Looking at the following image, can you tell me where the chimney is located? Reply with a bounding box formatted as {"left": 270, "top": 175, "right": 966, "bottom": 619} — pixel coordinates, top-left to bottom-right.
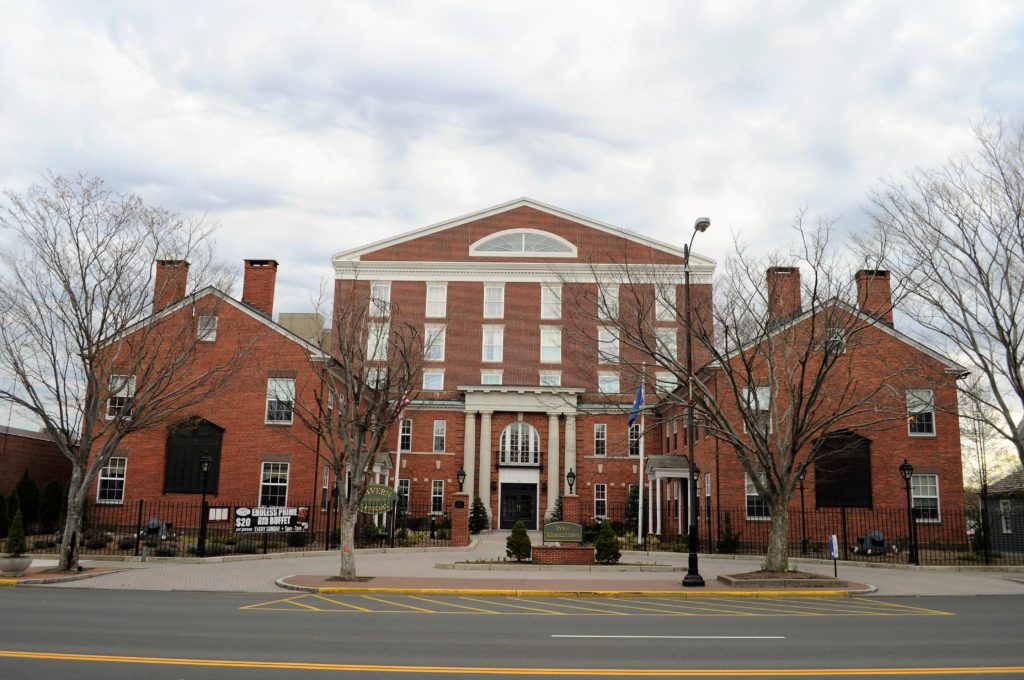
{"left": 154, "top": 260, "right": 189, "bottom": 312}
{"left": 242, "top": 259, "right": 278, "bottom": 317}
{"left": 855, "top": 269, "right": 893, "bottom": 326}
{"left": 766, "top": 266, "right": 801, "bottom": 322}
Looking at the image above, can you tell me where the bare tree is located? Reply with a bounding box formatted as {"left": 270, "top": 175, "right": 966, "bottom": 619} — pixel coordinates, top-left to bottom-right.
{"left": 566, "top": 216, "right": 926, "bottom": 571}
{"left": 0, "top": 173, "right": 242, "bottom": 570}
{"left": 291, "top": 280, "right": 426, "bottom": 580}
{"left": 864, "top": 120, "right": 1024, "bottom": 469}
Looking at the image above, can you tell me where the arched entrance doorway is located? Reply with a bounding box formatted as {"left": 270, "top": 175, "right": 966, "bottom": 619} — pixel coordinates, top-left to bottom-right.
{"left": 498, "top": 422, "right": 541, "bottom": 530}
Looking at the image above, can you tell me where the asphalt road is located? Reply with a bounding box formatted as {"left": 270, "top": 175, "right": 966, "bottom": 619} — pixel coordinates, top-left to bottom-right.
{"left": 1, "top": 589, "right": 1022, "bottom": 678}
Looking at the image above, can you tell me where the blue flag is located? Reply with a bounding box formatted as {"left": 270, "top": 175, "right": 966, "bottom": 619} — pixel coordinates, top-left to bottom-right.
{"left": 627, "top": 382, "right": 644, "bottom": 428}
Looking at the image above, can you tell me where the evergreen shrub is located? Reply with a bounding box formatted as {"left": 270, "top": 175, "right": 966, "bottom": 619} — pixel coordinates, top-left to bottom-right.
{"left": 595, "top": 520, "right": 621, "bottom": 564}
{"left": 506, "top": 520, "right": 531, "bottom": 561}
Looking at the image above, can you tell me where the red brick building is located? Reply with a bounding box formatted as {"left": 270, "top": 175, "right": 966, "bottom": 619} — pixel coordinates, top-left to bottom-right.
{"left": 0, "top": 425, "right": 71, "bottom": 495}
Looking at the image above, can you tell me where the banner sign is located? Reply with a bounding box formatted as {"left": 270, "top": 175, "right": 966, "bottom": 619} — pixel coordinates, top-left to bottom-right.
{"left": 359, "top": 484, "right": 399, "bottom": 514}
{"left": 543, "top": 521, "right": 583, "bottom": 543}
{"left": 234, "top": 506, "right": 310, "bottom": 533}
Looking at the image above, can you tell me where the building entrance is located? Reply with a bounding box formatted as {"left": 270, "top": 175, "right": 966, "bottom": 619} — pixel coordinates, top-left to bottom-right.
{"left": 500, "top": 483, "right": 537, "bottom": 530}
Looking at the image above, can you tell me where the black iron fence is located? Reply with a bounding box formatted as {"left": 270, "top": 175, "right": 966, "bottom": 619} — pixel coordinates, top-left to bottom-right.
{"left": 3, "top": 498, "right": 453, "bottom": 558}
{"left": 578, "top": 502, "right": 1024, "bottom": 567}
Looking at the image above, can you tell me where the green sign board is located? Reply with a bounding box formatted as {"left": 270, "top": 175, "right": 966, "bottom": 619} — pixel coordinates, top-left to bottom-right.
{"left": 543, "top": 521, "right": 583, "bottom": 543}
{"left": 359, "top": 484, "right": 398, "bottom": 514}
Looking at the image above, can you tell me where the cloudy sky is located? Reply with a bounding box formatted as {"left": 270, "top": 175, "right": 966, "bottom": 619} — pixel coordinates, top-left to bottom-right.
{"left": 1, "top": 0, "right": 1022, "bottom": 316}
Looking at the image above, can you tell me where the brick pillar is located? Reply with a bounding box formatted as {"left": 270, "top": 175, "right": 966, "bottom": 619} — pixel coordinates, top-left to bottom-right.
{"left": 563, "top": 494, "right": 582, "bottom": 525}
{"left": 451, "top": 492, "right": 470, "bottom": 547}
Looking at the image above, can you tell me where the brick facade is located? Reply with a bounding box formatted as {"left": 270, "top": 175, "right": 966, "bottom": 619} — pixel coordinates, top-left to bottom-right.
{"left": 0, "top": 426, "right": 71, "bottom": 495}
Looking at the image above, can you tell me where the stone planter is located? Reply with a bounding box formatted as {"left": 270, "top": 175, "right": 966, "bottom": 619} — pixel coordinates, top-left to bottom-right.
{"left": 0, "top": 556, "right": 32, "bottom": 577}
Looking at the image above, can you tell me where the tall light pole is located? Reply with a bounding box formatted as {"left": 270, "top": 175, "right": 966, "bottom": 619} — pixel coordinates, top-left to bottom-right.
{"left": 798, "top": 465, "right": 808, "bottom": 556}
{"left": 197, "top": 455, "right": 213, "bottom": 558}
{"left": 683, "top": 217, "right": 710, "bottom": 588}
{"left": 900, "top": 459, "right": 918, "bottom": 565}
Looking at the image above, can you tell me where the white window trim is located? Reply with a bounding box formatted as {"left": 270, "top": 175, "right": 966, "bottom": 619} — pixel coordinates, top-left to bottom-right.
{"left": 433, "top": 420, "right": 446, "bottom": 453}
{"left": 265, "top": 377, "right": 295, "bottom": 425}
{"left": 482, "top": 325, "right": 504, "bottom": 363}
{"left": 425, "top": 283, "right": 447, "bottom": 318}
{"left": 106, "top": 374, "right": 136, "bottom": 420}
{"left": 541, "top": 284, "right": 562, "bottom": 319}
{"left": 594, "top": 483, "right": 608, "bottom": 518}
{"left": 1000, "top": 499, "right": 1012, "bottom": 534}
{"left": 628, "top": 423, "right": 641, "bottom": 457}
{"left": 742, "top": 386, "right": 772, "bottom": 435}
{"left": 370, "top": 282, "right": 391, "bottom": 317}
{"left": 655, "top": 327, "right": 677, "bottom": 360}
{"left": 655, "top": 371, "right": 678, "bottom": 394}
{"left": 398, "top": 478, "right": 411, "bottom": 508}
{"left": 539, "top": 370, "right": 561, "bottom": 387}
{"left": 907, "top": 389, "right": 937, "bottom": 437}
{"left": 431, "top": 479, "right": 445, "bottom": 515}
{"left": 424, "top": 324, "right": 446, "bottom": 361}
{"left": 197, "top": 315, "right": 218, "bottom": 342}
{"left": 594, "top": 423, "right": 607, "bottom": 456}
{"left": 656, "top": 286, "right": 676, "bottom": 321}
{"left": 599, "top": 284, "right": 619, "bottom": 320}
{"left": 598, "top": 372, "right": 620, "bottom": 394}
{"left": 481, "top": 370, "right": 503, "bottom": 385}
{"left": 745, "top": 473, "right": 771, "bottom": 521}
{"left": 259, "top": 461, "right": 290, "bottom": 507}
{"left": 423, "top": 369, "right": 445, "bottom": 391}
{"left": 96, "top": 456, "right": 127, "bottom": 505}
{"left": 825, "top": 327, "right": 847, "bottom": 355}
{"left": 911, "top": 473, "right": 941, "bottom": 523}
{"left": 598, "top": 326, "right": 619, "bottom": 364}
{"left": 399, "top": 418, "right": 413, "bottom": 452}
{"left": 469, "top": 228, "right": 578, "bottom": 257}
{"left": 540, "top": 326, "right": 562, "bottom": 364}
{"left": 483, "top": 284, "right": 505, "bottom": 319}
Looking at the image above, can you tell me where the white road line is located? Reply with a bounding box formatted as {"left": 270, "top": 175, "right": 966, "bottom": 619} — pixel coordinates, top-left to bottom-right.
{"left": 551, "top": 635, "right": 785, "bottom": 639}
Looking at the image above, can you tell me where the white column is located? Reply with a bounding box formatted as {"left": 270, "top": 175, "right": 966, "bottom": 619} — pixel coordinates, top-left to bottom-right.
{"left": 647, "top": 478, "right": 654, "bottom": 534}
{"left": 677, "top": 480, "right": 683, "bottom": 532}
{"left": 546, "top": 413, "right": 560, "bottom": 518}
{"left": 463, "top": 411, "right": 476, "bottom": 499}
{"left": 656, "top": 477, "right": 663, "bottom": 535}
{"left": 478, "top": 411, "right": 492, "bottom": 519}
{"left": 563, "top": 413, "right": 577, "bottom": 495}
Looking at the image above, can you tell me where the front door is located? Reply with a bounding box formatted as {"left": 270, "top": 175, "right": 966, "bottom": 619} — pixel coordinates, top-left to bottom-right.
{"left": 500, "top": 483, "right": 537, "bottom": 530}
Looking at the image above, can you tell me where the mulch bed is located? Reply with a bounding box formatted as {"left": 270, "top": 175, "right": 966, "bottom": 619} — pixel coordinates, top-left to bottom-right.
{"left": 728, "top": 570, "right": 835, "bottom": 580}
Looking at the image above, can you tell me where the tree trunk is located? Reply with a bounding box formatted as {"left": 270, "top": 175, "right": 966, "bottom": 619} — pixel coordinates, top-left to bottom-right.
{"left": 763, "top": 498, "right": 791, "bottom": 572}
{"left": 58, "top": 465, "right": 85, "bottom": 571}
{"left": 337, "top": 504, "right": 359, "bottom": 580}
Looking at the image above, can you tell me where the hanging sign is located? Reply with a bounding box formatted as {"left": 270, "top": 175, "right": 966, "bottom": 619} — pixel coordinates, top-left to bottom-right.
{"left": 359, "top": 484, "right": 399, "bottom": 514}
{"left": 234, "top": 506, "right": 310, "bottom": 533}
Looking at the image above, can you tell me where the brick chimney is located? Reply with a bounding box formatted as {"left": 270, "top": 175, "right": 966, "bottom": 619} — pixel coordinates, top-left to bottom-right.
{"left": 766, "top": 266, "right": 801, "bottom": 322}
{"left": 153, "top": 260, "right": 189, "bottom": 312}
{"left": 242, "top": 259, "right": 278, "bottom": 317}
{"left": 855, "top": 270, "right": 893, "bottom": 326}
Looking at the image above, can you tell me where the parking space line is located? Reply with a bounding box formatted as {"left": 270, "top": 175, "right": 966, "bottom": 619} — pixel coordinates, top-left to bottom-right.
{"left": 573, "top": 599, "right": 696, "bottom": 615}
{"left": 360, "top": 595, "right": 436, "bottom": 613}
{"left": 313, "top": 594, "right": 373, "bottom": 612}
{"left": 408, "top": 596, "right": 500, "bottom": 614}
{"left": 850, "top": 599, "right": 954, "bottom": 616}
{"left": 460, "top": 596, "right": 569, "bottom": 615}
{"left": 621, "top": 599, "right": 760, "bottom": 616}
{"left": 283, "top": 596, "right": 324, "bottom": 611}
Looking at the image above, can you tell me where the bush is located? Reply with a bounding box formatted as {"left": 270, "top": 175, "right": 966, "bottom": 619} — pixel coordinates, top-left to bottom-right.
{"left": 595, "top": 520, "right": 621, "bottom": 564}
{"left": 234, "top": 540, "right": 259, "bottom": 554}
{"left": 38, "top": 481, "right": 64, "bottom": 532}
{"left": 550, "top": 495, "right": 563, "bottom": 522}
{"left": 5, "top": 510, "right": 28, "bottom": 557}
{"left": 84, "top": 537, "right": 109, "bottom": 550}
{"left": 204, "top": 542, "right": 230, "bottom": 557}
{"left": 82, "top": 529, "right": 110, "bottom": 546}
{"left": 717, "top": 511, "right": 742, "bottom": 554}
{"left": 153, "top": 544, "right": 178, "bottom": 557}
{"left": 287, "top": 531, "right": 309, "bottom": 548}
{"left": 469, "top": 498, "right": 489, "bottom": 534}
{"left": 15, "top": 470, "right": 40, "bottom": 529}
{"left": 506, "top": 520, "right": 531, "bottom": 561}
{"left": 0, "top": 492, "right": 7, "bottom": 539}
{"left": 582, "top": 522, "right": 602, "bottom": 545}
{"left": 117, "top": 536, "right": 137, "bottom": 551}
{"left": 33, "top": 538, "right": 57, "bottom": 550}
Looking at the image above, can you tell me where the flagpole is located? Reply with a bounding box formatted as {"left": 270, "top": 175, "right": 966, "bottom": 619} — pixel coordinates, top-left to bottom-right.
{"left": 638, "top": 410, "right": 645, "bottom": 545}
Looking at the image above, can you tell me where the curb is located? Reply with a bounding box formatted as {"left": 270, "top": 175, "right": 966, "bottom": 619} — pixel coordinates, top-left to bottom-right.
{"left": 0, "top": 578, "right": 16, "bottom": 587}
{"left": 0, "top": 569, "right": 126, "bottom": 587}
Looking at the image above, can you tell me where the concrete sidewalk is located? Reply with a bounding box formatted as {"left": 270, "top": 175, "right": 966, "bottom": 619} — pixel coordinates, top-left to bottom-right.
{"left": 6, "top": 531, "right": 1024, "bottom": 597}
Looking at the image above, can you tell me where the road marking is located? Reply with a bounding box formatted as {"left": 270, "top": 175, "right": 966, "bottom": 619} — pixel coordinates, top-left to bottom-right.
{"left": 360, "top": 594, "right": 436, "bottom": 613}
{"left": 313, "top": 594, "right": 373, "bottom": 611}
{"left": 1, "top": 650, "right": 1023, "bottom": 676}
{"left": 460, "top": 596, "right": 569, "bottom": 615}
{"left": 409, "top": 595, "right": 500, "bottom": 614}
{"left": 552, "top": 635, "right": 786, "bottom": 640}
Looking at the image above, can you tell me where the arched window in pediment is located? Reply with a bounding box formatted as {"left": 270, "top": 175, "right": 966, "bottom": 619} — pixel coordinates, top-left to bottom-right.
{"left": 469, "top": 229, "right": 577, "bottom": 257}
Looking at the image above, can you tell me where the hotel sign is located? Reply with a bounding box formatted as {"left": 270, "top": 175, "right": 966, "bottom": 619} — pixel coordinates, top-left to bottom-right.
{"left": 359, "top": 484, "right": 399, "bottom": 514}
{"left": 543, "top": 521, "right": 583, "bottom": 543}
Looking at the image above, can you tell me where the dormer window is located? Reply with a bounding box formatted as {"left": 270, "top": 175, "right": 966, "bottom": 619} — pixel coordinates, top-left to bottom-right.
{"left": 469, "top": 229, "right": 577, "bottom": 257}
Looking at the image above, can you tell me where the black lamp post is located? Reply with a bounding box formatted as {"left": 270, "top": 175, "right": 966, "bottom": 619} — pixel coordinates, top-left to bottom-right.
{"left": 566, "top": 468, "right": 576, "bottom": 494}
{"left": 197, "top": 455, "right": 213, "bottom": 558}
{"left": 457, "top": 467, "right": 467, "bottom": 493}
{"left": 900, "top": 459, "right": 918, "bottom": 565}
{"left": 683, "top": 216, "right": 710, "bottom": 588}
{"left": 798, "top": 465, "right": 808, "bottom": 556}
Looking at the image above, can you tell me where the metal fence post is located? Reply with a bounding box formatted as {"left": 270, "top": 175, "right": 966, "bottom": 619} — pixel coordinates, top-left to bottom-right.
{"left": 133, "top": 499, "right": 145, "bottom": 557}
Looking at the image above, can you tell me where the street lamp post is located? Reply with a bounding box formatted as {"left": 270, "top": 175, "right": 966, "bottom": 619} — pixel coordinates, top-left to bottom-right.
{"left": 566, "top": 468, "right": 576, "bottom": 495}
{"left": 798, "top": 465, "right": 808, "bottom": 556}
{"left": 457, "top": 467, "right": 467, "bottom": 493}
{"left": 683, "top": 217, "right": 710, "bottom": 588}
{"left": 900, "top": 459, "right": 918, "bottom": 565}
{"left": 197, "top": 455, "right": 213, "bottom": 558}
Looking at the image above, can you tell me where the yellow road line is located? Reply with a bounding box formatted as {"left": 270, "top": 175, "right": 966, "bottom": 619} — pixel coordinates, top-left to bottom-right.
{"left": 0, "top": 650, "right": 1022, "bottom": 676}
{"left": 459, "top": 596, "right": 569, "bottom": 615}
{"left": 521, "top": 597, "right": 627, "bottom": 615}
{"left": 283, "top": 596, "right": 323, "bottom": 611}
{"left": 852, "top": 599, "right": 956, "bottom": 616}
{"left": 360, "top": 594, "right": 436, "bottom": 613}
{"left": 313, "top": 594, "right": 373, "bottom": 612}
{"left": 625, "top": 599, "right": 760, "bottom": 616}
{"left": 571, "top": 599, "right": 696, "bottom": 616}
{"left": 239, "top": 595, "right": 301, "bottom": 610}
{"left": 409, "top": 595, "right": 500, "bottom": 614}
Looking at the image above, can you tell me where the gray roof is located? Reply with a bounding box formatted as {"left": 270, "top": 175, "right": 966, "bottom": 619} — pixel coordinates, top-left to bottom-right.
{"left": 989, "top": 468, "right": 1024, "bottom": 496}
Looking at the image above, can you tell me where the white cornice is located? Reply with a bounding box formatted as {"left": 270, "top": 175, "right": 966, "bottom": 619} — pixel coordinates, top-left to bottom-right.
{"left": 334, "top": 260, "right": 714, "bottom": 285}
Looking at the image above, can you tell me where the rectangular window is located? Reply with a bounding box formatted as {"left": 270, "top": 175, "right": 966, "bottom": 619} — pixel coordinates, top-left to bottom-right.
{"left": 743, "top": 386, "right": 771, "bottom": 435}
{"left": 367, "top": 367, "right": 387, "bottom": 389}
{"left": 599, "top": 284, "right": 619, "bottom": 320}
{"left": 197, "top": 315, "right": 218, "bottom": 342}
{"left": 541, "top": 285, "right": 562, "bottom": 319}
{"left": 399, "top": 418, "right": 412, "bottom": 452}
{"left": 422, "top": 369, "right": 444, "bottom": 391}
{"left": 655, "top": 372, "right": 678, "bottom": 394}
{"left": 431, "top": 479, "right": 444, "bottom": 514}
{"left": 655, "top": 328, "right": 677, "bottom": 359}
{"left": 106, "top": 374, "right": 136, "bottom": 420}
{"left": 425, "top": 283, "right": 447, "bottom": 318}
{"left": 368, "top": 322, "right": 389, "bottom": 361}
{"left": 1000, "top": 499, "right": 1012, "bottom": 534}
{"left": 628, "top": 423, "right": 641, "bottom": 457}
{"left": 911, "top": 473, "right": 940, "bottom": 522}
{"left": 745, "top": 473, "right": 771, "bottom": 520}
{"left": 483, "top": 285, "right": 504, "bottom": 318}
{"left": 539, "top": 371, "right": 561, "bottom": 387}
{"left": 598, "top": 372, "right": 619, "bottom": 394}
{"left": 540, "top": 327, "right": 561, "bottom": 363}
{"left": 598, "top": 327, "right": 618, "bottom": 363}
{"left": 321, "top": 467, "right": 332, "bottom": 512}
{"left": 595, "top": 483, "right": 607, "bottom": 518}
{"left": 433, "top": 420, "right": 446, "bottom": 453}
{"left": 398, "top": 478, "right": 410, "bottom": 511}
{"left": 266, "top": 377, "right": 295, "bottom": 424}
{"left": 370, "top": 283, "right": 391, "bottom": 317}
{"left": 424, "top": 324, "right": 446, "bottom": 361}
{"left": 907, "top": 389, "right": 936, "bottom": 436}
{"left": 97, "top": 457, "right": 127, "bottom": 504}
{"left": 259, "top": 462, "right": 289, "bottom": 507}
{"left": 656, "top": 286, "right": 676, "bottom": 321}
{"left": 705, "top": 473, "right": 711, "bottom": 498}
{"left": 482, "top": 326, "right": 504, "bottom": 362}
{"left": 481, "top": 370, "right": 503, "bottom": 385}
{"left": 825, "top": 327, "right": 847, "bottom": 355}
{"left": 594, "top": 423, "right": 607, "bottom": 456}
